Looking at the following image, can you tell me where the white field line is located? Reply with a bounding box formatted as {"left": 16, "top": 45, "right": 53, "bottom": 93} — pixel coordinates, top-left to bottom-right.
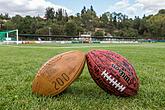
{"left": 2, "top": 45, "right": 111, "bottom": 49}
{"left": 1, "top": 44, "right": 165, "bottom": 49}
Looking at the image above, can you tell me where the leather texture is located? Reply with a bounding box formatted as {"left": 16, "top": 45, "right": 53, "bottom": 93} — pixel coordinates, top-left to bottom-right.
{"left": 32, "top": 51, "right": 85, "bottom": 96}
{"left": 86, "top": 50, "right": 139, "bottom": 96}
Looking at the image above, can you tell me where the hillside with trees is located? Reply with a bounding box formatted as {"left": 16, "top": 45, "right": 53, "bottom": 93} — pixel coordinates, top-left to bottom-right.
{"left": 0, "top": 6, "right": 165, "bottom": 38}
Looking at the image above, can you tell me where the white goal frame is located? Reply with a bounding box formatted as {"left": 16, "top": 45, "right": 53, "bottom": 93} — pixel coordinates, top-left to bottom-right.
{"left": 5, "top": 29, "right": 19, "bottom": 45}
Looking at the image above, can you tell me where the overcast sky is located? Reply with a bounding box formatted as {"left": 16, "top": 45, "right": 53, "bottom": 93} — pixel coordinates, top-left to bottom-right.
{"left": 0, "top": 0, "right": 165, "bottom": 18}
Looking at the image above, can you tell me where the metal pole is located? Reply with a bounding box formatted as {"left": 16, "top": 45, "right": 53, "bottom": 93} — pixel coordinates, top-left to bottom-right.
{"left": 48, "top": 27, "right": 51, "bottom": 36}
{"left": 16, "top": 29, "right": 18, "bottom": 45}
{"left": 7, "top": 32, "right": 8, "bottom": 45}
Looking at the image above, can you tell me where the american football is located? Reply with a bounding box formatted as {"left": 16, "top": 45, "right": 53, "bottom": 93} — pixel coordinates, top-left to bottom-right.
{"left": 86, "top": 50, "right": 139, "bottom": 96}
{"left": 32, "top": 51, "right": 85, "bottom": 96}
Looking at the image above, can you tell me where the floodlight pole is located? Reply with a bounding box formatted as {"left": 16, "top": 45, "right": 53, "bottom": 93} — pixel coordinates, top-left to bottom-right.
{"left": 16, "top": 29, "right": 18, "bottom": 45}
{"left": 6, "top": 32, "right": 9, "bottom": 45}
{"left": 48, "top": 27, "right": 51, "bottom": 36}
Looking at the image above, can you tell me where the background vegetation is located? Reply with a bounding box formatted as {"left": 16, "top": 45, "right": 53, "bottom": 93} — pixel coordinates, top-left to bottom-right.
{"left": 0, "top": 6, "right": 165, "bottom": 38}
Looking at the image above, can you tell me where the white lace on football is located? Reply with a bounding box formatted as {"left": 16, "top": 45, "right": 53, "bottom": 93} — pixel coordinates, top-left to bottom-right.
{"left": 101, "top": 70, "right": 126, "bottom": 92}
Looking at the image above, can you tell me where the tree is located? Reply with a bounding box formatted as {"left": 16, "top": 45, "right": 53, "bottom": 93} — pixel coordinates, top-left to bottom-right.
{"left": 146, "top": 14, "right": 165, "bottom": 38}
{"left": 138, "top": 19, "right": 148, "bottom": 35}
{"left": 77, "top": 26, "right": 84, "bottom": 35}
{"left": 13, "top": 15, "right": 36, "bottom": 34}
{"left": 55, "top": 8, "right": 68, "bottom": 23}
{"left": 12, "top": 15, "right": 23, "bottom": 23}
{"left": 158, "top": 9, "right": 165, "bottom": 14}
{"left": 100, "top": 13, "right": 109, "bottom": 27}
{"left": 122, "top": 18, "right": 132, "bottom": 29}
{"left": 81, "top": 6, "right": 86, "bottom": 15}
{"left": 0, "top": 13, "right": 10, "bottom": 20}
{"left": 64, "top": 21, "right": 77, "bottom": 36}
{"left": 113, "top": 16, "right": 117, "bottom": 28}
{"left": 3, "top": 21, "right": 15, "bottom": 30}
{"left": 51, "top": 24, "right": 64, "bottom": 35}
{"left": 94, "top": 31, "right": 104, "bottom": 36}
{"left": 90, "top": 5, "right": 94, "bottom": 12}
{"left": 133, "top": 16, "right": 140, "bottom": 31}
{"left": 0, "top": 6, "right": 164, "bottom": 39}
{"left": 90, "top": 5, "right": 96, "bottom": 17}
{"left": 45, "top": 7, "right": 55, "bottom": 20}
{"left": 36, "top": 27, "right": 49, "bottom": 35}
{"left": 81, "top": 6, "right": 99, "bottom": 31}
{"left": 123, "top": 28, "right": 138, "bottom": 37}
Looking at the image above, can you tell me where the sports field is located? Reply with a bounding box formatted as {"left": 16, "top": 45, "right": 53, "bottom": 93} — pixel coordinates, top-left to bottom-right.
{"left": 0, "top": 43, "right": 165, "bottom": 110}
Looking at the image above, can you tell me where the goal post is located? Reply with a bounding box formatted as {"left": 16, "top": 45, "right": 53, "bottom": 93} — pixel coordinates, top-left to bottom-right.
{"left": 0, "top": 29, "right": 19, "bottom": 44}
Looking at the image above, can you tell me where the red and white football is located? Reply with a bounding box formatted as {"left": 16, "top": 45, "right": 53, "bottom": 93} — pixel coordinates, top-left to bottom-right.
{"left": 86, "top": 50, "right": 139, "bottom": 96}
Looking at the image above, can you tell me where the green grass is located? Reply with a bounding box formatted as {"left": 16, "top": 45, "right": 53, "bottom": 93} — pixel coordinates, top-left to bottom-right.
{"left": 0, "top": 43, "right": 165, "bottom": 110}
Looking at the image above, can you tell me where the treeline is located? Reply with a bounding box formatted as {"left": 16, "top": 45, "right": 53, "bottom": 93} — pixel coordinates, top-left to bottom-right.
{"left": 0, "top": 6, "right": 165, "bottom": 38}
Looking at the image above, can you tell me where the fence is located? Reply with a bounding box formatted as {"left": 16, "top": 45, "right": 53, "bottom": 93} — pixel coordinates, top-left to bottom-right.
{"left": 18, "top": 34, "right": 140, "bottom": 44}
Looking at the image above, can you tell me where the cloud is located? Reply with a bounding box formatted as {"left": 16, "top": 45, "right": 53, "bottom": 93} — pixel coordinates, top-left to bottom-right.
{"left": 107, "top": 0, "right": 165, "bottom": 18}
{"left": 137, "top": 0, "right": 165, "bottom": 15}
{"left": 0, "top": 0, "right": 72, "bottom": 17}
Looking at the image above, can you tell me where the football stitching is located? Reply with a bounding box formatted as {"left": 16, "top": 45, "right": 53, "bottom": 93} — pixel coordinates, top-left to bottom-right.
{"left": 101, "top": 70, "right": 126, "bottom": 92}
{"left": 87, "top": 52, "right": 121, "bottom": 94}
{"left": 98, "top": 51, "right": 139, "bottom": 92}
{"left": 99, "top": 51, "right": 136, "bottom": 84}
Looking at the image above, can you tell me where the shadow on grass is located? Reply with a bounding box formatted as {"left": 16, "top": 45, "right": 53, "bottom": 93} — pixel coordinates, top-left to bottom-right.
{"left": 50, "top": 82, "right": 139, "bottom": 101}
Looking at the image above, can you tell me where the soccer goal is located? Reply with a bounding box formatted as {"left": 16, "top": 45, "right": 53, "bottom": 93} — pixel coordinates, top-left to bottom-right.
{"left": 0, "top": 29, "right": 19, "bottom": 44}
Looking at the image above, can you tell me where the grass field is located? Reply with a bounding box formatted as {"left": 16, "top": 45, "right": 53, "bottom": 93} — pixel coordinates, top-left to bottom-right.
{"left": 0, "top": 43, "right": 165, "bottom": 110}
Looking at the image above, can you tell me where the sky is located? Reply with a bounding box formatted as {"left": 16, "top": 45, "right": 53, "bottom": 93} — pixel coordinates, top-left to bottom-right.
{"left": 0, "top": 0, "right": 165, "bottom": 18}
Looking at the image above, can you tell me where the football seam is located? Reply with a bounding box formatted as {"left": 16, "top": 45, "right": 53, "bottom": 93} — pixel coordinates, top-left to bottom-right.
{"left": 87, "top": 51, "right": 139, "bottom": 96}
{"left": 87, "top": 52, "right": 122, "bottom": 94}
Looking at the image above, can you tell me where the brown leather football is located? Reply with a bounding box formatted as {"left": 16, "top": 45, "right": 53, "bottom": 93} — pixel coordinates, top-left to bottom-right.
{"left": 32, "top": 51, "right": 85, "bottom": 96}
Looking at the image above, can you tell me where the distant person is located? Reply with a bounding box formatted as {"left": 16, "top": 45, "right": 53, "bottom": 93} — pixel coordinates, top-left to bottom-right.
{"left": 38, "top": 37, "right": 41, "bottom": 41}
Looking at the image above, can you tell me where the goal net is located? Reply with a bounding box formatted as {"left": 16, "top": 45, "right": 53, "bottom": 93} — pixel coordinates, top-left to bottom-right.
{"left": 0, "top": 29, "right": 19, "bottom": 44}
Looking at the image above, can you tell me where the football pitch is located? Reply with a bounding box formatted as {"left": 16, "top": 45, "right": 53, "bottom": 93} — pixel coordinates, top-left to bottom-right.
{"left": 0, "top": 43, "right": 165, "bottom": 110}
